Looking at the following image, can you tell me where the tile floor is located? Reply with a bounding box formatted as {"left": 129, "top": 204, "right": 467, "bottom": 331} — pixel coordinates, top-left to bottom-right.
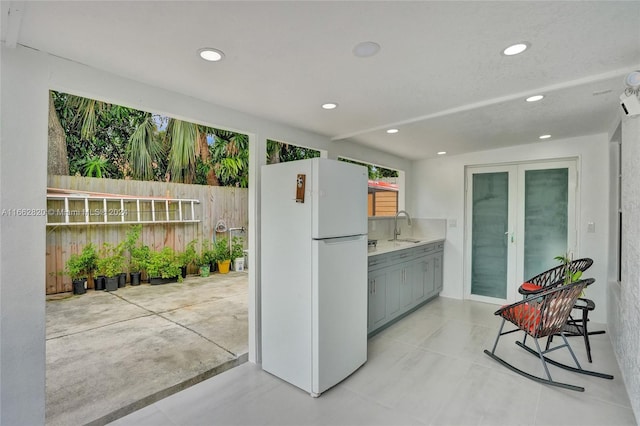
{"left": 111, "top": 297, "right": 637, "bottom": 426}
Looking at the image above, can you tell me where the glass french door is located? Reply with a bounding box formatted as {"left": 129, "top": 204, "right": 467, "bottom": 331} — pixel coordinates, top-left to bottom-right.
{"left": 465, "top": 160, "right": 577, "bottom": 304}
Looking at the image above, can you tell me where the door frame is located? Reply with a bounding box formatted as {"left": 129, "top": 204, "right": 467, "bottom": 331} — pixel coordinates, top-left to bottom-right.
{"left": 463, "top": 158, "right": 580, "bottom": 305}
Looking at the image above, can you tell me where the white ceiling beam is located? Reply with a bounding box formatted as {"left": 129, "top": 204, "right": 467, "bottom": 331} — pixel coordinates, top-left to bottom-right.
{"left": 331, "top": 65, "right": 640, "bottom": 142}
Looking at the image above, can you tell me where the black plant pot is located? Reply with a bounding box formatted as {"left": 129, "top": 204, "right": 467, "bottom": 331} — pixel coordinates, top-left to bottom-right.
{"left": 72, "top": 278, "right": 87, "bottom": 295}
{"left": 118, "top": 272, "right": 127, "bottom": 288}
{"left": 105, "top": 276, "right": 118, "bottom": 292}
{"left": 210, "top": 262, "right": 218, "bottom": 273}
{"left": 95, "top": 275, "right": 106, "bottom": 291}
{"left": 149, "top": 276, "right": 179, "bottom": 285}
{"left": 130, "top": 272, "right": 141, "bottom": 286}
{"left": 181, "top": 265, "right": 187, "bottom": 279}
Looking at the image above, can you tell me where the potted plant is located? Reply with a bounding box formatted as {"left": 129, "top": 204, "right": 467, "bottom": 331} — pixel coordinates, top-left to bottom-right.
{"left": 64, "top": 253, "right": 87, "bottom": 295}
{"left": 214, "top": 237, "right": 231, "bottom": 274}
{"left": 146, "top": 246, "right": 183, "bottom": 285}
{"left": 198, "top": 250, "right": 211, "bottom": 277}
{"left": 231, "top": 236, "right": 245, "bottom": 271}
{"left": 96, "top": 243, "right": 125, "bottom": 291}
{"left": 554, "top": 253, "right": 584, "bottom": 297}
{"left": 124, "top": 225, "right": 147, "bottom": 286}
{"left": 116, "top": 241, "right": 127, "bottom": 288}
{"left": 129, "top": 245, "right": 150, "bottom": 286}
{"left": 201, "top": 240, "right": 217, "bottom": 274}
{"left": 63, "top": 243, "right": 99, "bottom": 291}
{"left": 554, "top": 253, "right": 584, "bottom": 284}
{"left": 179, "top": 239, "right": 199, "bottom": 278}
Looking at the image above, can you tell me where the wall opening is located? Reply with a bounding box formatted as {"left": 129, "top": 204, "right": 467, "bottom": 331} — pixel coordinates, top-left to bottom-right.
{"left": 45, "top": 90, "right": 250, "bottom": 424}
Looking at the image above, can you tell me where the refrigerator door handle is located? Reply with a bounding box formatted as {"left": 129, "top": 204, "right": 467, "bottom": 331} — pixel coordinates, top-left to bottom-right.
{"left": 316, "top": 234, "right": 365, "bottom": 244}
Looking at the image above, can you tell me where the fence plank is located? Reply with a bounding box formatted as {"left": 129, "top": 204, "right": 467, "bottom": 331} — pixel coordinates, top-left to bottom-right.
{"left": 46, "top": 175, "right": 248, "bottom": 294}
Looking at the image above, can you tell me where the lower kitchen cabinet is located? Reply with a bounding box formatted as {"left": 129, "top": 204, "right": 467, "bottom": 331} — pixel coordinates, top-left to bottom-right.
{"left": 367, "top": 241, "right": 444, "bottom": 335}
{"left": 368, "top": 270, "right": 388, "bottom": 331}
{"left": 434, "top": 251, "right": 443, "bottom": 292}
{"left": 412, "top": 255, "right": 433, "bottom": 306}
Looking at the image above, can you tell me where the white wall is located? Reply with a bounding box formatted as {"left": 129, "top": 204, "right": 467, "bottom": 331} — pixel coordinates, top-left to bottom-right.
{"left": 609, "top": 115, "right": 640, "bottom": 419}
{"left": 0, "top": 45, "right": 410, "bottom": 423}
{"left": 411, "top": 134, "right": 610, "bottom": 323}
{"left": 0, "top": 46, "right": 49, "bottom": 425}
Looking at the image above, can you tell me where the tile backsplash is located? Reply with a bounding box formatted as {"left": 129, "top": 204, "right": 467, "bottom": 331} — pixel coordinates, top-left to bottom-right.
{"left": 368, "top": 217, "right": 446, "bottom": 242}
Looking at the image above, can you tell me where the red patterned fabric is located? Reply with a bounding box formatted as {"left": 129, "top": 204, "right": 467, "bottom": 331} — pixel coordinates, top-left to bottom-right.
{"left": 508, "top": 303, "right": 541, "bottom": 334}
{"left": 521, "top": 282, "right": 542, "bottom": 292}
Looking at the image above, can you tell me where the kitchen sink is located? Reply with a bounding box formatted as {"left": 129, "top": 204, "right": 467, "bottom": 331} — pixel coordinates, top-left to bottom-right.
{"left": 388, "top": 238, "right": 422, "bottom": 243}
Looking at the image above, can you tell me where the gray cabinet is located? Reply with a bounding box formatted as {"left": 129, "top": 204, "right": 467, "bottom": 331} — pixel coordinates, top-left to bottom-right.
{"left": 434, "top": 250, "right": 443, "bottom": 292}
{"left": 368, "top": 270, "right": 388, "bottom": 331}
{"left": 412, "top": 255, "right": 432, "bottom": 305}
{"left": 367, "top": 241, "right": 444, "bottom": 335}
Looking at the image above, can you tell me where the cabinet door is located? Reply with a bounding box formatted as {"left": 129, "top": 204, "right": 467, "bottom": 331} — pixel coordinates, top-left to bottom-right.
{"left": 386, "top": 265, "right": 403, "bottom": 320}
{"left": 424, "top": 254, "right": 437, "bottom": 299}
{"left": 400, "top": 265, "right": 413, "bottom": 310}
{"left": 412, "top": 257, "right": 428, "bottom": 305}
{"left": 434, "top": 251, "right": 443, "bottom": 293}
{"left": 368, "top": 271, "right": 388, "bottom": 332}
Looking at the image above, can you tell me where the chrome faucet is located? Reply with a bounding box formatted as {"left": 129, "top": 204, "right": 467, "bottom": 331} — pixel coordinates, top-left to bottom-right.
{"left": 394, "top": 210, "right": 412, "bottom": 241}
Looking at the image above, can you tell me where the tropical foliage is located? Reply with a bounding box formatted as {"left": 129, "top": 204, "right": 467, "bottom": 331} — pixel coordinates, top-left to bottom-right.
{"left": 50, "top": 91, "right": 368, "bottom": 187}
{"left": 52, "top": 91, "right": 148, "bottom": 179}
{"left": 339, "top": 158, "right": 399, "bottom": 179}
{"left": 50, "top": 91, "right": 252, "bottom": 187}
{"left": 266, "top": 139, "right": 320, "bottom": 164}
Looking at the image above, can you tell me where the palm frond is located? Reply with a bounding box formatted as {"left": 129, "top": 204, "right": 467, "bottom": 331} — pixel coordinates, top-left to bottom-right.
{"left": 67, "top": 96, "right": 107, "bottom": 140}
{"left": 127, "top": 114, "right": 161, "bottom": 180}
{"left": 167, "top": 119, "right": 197, "bottom": 183}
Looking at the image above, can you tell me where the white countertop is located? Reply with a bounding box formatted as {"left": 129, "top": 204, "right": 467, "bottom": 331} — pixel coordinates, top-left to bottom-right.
{"left": 368, "top": 237, "right": 445, "bottom": 257}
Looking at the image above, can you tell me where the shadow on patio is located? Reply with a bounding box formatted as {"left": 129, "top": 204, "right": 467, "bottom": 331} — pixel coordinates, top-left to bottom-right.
{"left": 45, "top": 271, "right": 248, "bottom": 426}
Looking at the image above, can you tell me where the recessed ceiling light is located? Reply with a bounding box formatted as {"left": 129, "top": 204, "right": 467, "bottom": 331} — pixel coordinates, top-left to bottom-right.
{"left": 198, "top": 48, "right": 225, "bottom": 62}
{"left": 625, "top": 71, "right": 640, "bottom": 88}
{"left": 502, "top": 42, "right": 529, "bottom": 56}
{"left": 539, "top": 134, "right": 551, "bottom": 139}
{"left": 386, "top": 128, "right": 399, "bottom": 134}
{"left": 353, "top": 41, "right": 381, "bottom": 58}
{"left": 526, "top": 95, "right": 544, "bottom": 102}
{"left": 437, "top": 151, "right": 447, "bottom": 155}
{"left": 321, "top": 103, "right": 338, "bottom": 110}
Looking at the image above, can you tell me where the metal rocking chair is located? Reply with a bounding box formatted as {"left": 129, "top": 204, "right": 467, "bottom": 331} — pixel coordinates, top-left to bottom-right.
{"left": 517, "top": 258, "right": 593, "bottom": 296}
{"left": 484, "top": 279, "right": 613, "bottom": 392}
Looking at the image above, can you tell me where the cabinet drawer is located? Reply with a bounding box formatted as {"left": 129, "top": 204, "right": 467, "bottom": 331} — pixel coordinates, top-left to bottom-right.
{"left": 413, "top": 243, "right": 439, "bottom": 257}
{"left": 388, "top": 250, "right": 413, "bottom": 263}
{"left": 368, "top": 254, "right": 391, "bottom": 271}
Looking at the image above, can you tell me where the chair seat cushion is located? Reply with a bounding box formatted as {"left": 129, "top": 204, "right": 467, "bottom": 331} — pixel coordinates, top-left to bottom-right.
{"left": 520, "top": 282, "right": 542, "bottom": 293}
{"left": 507, "top": 303, "right": 541, "bottom": 334}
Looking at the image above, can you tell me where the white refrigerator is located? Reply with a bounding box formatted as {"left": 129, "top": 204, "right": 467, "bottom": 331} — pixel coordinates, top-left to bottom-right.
{"left": 261, "top": 158, "right": 368, "bottom": 397}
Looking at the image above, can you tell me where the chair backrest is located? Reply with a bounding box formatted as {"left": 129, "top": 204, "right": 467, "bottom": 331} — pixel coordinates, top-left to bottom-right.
{"left": 526, "top": 258, "right": 593, "bottom": 289}
{"left": 498, "top": 278, "right": 593, "bottom": 338}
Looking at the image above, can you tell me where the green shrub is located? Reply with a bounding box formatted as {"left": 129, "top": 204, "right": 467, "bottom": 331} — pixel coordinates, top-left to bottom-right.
{"left": 213, "top": 237, "right": 230, "bottom": 262}
{"left": 96, "top": 242, "right": 125, "bottom": 278}
{"left": 231, "top": 236, "right": 244, "bottom": 259}
{"left": 146, "top": 247, "right": 182, "bottom": 280}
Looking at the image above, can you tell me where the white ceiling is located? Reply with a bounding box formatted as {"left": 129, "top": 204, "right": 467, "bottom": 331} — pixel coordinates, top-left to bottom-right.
{"left": 4, "top": 1, "right": 640, "bottom": 160}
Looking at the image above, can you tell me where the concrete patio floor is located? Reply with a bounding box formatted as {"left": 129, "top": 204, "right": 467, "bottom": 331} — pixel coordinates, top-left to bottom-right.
{"left": 45, "top": 271, "right": 248, "bottom": 426}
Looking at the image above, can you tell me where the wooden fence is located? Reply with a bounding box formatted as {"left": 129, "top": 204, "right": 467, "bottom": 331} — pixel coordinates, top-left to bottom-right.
{"left": 46, "top": 175, "right": 248, "bottom": 294}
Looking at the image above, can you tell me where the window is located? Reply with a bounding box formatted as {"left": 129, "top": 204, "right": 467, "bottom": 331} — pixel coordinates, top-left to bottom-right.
{"left": 266, "top": 139, "right": 320, "bottom": 164}
{"left": 338, "top": 158, "right": 400, "bottom": 217}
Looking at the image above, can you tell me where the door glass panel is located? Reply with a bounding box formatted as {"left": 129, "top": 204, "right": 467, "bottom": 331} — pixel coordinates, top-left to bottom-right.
{"left": 523, "top": 168, "right": 568, "bottom": 278}
{"left": 471, "top": 172, "right": 508, "bottom": 298}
